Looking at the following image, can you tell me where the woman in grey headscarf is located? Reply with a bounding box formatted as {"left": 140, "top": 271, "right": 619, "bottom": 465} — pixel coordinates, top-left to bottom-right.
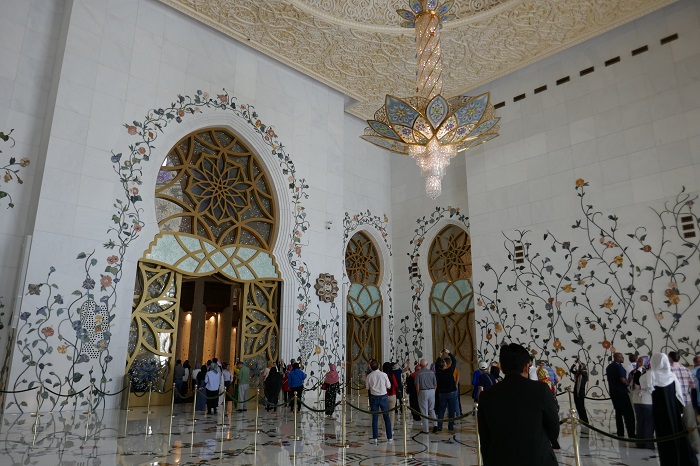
{"left": 649, "top": 353, "right": 698, "bottom": 466}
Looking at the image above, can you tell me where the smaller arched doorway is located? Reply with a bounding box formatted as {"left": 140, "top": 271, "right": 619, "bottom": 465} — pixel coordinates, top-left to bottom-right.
{"left": 126, "top": 127, "right": 282, "bottom": 404}
{"left": 345, "top": 231, "right": 383, "bottom": 386}
{"left": 428, "top": 225, "right": 475, "bottom": 388}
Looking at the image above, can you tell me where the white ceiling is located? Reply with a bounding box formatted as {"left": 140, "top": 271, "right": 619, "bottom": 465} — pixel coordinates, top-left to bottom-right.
{"left": 159, "top": 0, "right": 675, "bottom": 119}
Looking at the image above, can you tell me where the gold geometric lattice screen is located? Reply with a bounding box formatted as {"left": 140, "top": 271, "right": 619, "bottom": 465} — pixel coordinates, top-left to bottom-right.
{"left": 128, "top": 126, "right": 280, "bottom": 382}
{"left": 345, "top": 232, "right": 382, "bottom": 384}
{"left": 428, "top": 225, "right": 476, "bottom": 383}
{"left": 127, "top": 261, "right": 181, "bottom": 389}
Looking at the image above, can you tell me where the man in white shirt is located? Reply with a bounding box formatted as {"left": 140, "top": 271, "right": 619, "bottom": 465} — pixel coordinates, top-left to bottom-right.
{"left": 366, "top": 360, "right": 393, "bottom": 444}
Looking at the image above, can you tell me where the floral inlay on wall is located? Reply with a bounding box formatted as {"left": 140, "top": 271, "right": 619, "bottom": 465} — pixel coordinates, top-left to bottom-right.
{"left": 476, "top": 180, "right": 700, "bottom": 396}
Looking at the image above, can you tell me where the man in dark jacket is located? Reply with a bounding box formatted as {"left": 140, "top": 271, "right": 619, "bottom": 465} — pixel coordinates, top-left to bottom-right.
{"left": 478, "top": 343, "right": 559, "bottom": 466}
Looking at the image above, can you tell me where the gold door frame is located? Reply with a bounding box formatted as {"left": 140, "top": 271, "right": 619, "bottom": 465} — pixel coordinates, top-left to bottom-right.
{"left": 127, "top": 126, "right": 282, "bottom": 402}
{"left": 428, "top": 225, "right": 476, "bottom": 386}
{"left": 345, "top": 232, "right": 383, "bottom": 387}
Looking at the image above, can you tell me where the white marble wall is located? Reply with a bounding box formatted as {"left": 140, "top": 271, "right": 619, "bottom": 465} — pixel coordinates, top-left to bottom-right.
{"left": 0, "top": 0, "right": 391, "bottom": 411}
{"left": 464, "top": 0, "right": 700, "bottom": 384}
{"left": 0, "top": 0, "right": 67, "bottom": 398}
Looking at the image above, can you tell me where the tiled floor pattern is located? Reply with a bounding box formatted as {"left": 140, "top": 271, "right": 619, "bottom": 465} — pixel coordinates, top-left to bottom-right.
{"left": 0, "top": 397, "right": 691, "bottom": 465}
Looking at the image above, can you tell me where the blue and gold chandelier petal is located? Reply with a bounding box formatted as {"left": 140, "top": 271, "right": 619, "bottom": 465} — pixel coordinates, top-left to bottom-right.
{"left": 368, "top": 120, "right": 401, "bottom": 140}
{"left": 454, "top": 93, "right": 489, "bottom": 126}
{"left": 413, "top": 116, "right": 434, "bottom": 140}
{"left": 360, "top": 135, "right": 409, "bottom": 155}
{"left": 390, "top": 124, "right": 417, "bottom": 143}
{"left": 427, "top": 0, "right": 437, "bottom": 10}
{"left": 386, "top": 95, "right": 420, "bottom": 127}
{"left": 452, "top": 123, "right": 476, "bottom": 143}
{"left": 413, "top": 129, "right": 429, "bottom": 144}
{"left": 397, "top": 9, "right": 415, "bottom": 21}
{"left": 400, "top": 20, "right": 416, "bottom": 28}
{"left": 426, "top": 95, "right": 449, "bottom": 129}
{"left": 409, "top": 0, "right": 423, "bottom": 14}
{"left": 438, "top": 1, "right": 454, "bottom": 17}
{"left": 471, "top": 117, "right": 500, "bottom": 137}
{"left": 436, "top": 114, "right": 458, "bottom": 139}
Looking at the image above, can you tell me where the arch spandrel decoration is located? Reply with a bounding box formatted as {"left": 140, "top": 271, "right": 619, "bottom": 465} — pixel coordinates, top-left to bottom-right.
{"left": 143, "top": 232, "right": 281, "bottom": 282}
{"left": 428, "top": 225, "right": 475, "bottom": 382}
{"left": 345, "top": 231, "right": 383, "bottom": 384}
{"left": 128, "top": 126, "right": 280, "bottom": 387}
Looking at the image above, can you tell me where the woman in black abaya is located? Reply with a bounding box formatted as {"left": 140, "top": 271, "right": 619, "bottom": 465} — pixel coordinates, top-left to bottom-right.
{"left": 649, "top": 353, "right": 698, "bottom": 466}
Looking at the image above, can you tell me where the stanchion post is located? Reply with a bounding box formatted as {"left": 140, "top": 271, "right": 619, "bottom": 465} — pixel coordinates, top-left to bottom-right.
{"left": 341, "top": 391, "right": 347, "bottom": 448}
{"left": 293, "top": 393, "right": 298, "bottom": 465}
{"left": 168, "top": 382, "right": 176, "bottom": 445}
{"left": 349, "top": 381, "right": 353, "bottom": 422}
{"left": 125, "top": 378, "right": 132, "bottom": 411}
{"left": 567, "top": 388, "right": 582, "bottom": 466}
{"left": 254, "top": 388, "right": 260, "bottom": 461}
{"left": 475, "top": 401, "right": 482, "bottom": 466}
{"left": 84, "top": 381, "right": 94, "bottom": 442}
{"left": 145, "top": 381, "right": 153, "bottom": 434}
{"left": 31, "top": 386, "right": 42, "bottom": 448}
{"left": 401, "top": 397, "right": 410, "bottom": 458}
{"left": 191, "top": 384, "right": 197, "bottom": 457}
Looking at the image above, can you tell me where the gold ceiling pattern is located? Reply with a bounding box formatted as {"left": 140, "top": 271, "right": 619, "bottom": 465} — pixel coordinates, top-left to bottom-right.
{"left": 160, "top": 0, "right": 674, "bottom": 120}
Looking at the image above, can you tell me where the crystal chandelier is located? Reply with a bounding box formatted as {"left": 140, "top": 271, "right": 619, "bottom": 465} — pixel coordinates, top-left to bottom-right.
{"left": 361, "top": 0, "right": 500, "bottom": 199}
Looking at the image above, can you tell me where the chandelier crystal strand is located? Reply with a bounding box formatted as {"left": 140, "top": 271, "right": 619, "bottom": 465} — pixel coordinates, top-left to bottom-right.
{"left": 415, "top": 8, "right": 443, "bottom": 99}
{"left": 360, "top": 0, "right": 500, "bottom": 199}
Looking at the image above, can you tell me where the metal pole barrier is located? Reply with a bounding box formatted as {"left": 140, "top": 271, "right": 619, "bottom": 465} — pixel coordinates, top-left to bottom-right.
{"left": 125, "top": 379, "right": 132, "bottom": 411}
{"left": 124, "top": 381, "right": 131, "bottom": 437}
{"left": 341, "top": 391, "right": 347, "bottom": 464}
{"left": 31, "top": 386, "right": 42, "bottom": 448}
{"left": 254, "top": 388, "right": 260, "bottom": 462}
{"left": 568, "top": 388, "right": 582, "bottom": 466}
{"left": 168, "top": 382, "right": 176, "bottom": 445}
{"left": 191, "top": 384, "right": 197, "bottom": 456}
{"left": 84, "top": 381, "right": 94, "bottom": 442}
{"left": 220, "top": 391, "right": 225, "bottom": 426}
{"left": 475, "top": 401, "right": 481, "bottom": 466}
{"left": 145, "top": 381, "right": 153, "bottom": 436}
{"left": 401, "top": 397, "right": 411, "bottom": 459}
{"left": 293, "top": 393, "right": 298, "bottom": 465}
{"left": 349, "top": 381, "right": 353, "bottom": 422}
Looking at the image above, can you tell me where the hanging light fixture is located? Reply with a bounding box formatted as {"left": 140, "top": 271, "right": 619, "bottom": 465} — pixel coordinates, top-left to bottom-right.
{"left": 361, "top": 0, "right": 500, "bottom": 199}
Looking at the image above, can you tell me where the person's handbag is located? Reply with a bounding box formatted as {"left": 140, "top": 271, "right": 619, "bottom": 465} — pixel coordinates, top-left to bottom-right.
{"left": 321, "top": 382, "right": 328, "bottom": 390}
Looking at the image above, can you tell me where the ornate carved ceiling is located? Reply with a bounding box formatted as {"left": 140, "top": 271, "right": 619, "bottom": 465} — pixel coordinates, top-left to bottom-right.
{"left": 159, "top": 0, "right": 675, "bottom": 120}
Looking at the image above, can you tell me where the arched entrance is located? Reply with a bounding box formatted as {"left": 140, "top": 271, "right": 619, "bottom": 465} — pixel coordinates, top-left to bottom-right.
{"left": 345, "top": 231, "right": 383, "bottom": 386}
{"left": 126, "top": 127, "right": 281, "bottom": 403}
{"left": 428, "top": 225, "right": 475, "bottom": 388}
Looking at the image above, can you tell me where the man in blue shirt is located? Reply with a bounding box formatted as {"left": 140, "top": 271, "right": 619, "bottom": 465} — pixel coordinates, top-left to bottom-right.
{"left": 606, "top": 352, "right": 635, "bottom": 438}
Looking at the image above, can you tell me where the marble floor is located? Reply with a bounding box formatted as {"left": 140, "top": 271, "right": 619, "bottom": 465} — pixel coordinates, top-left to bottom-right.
{"left": 0, "top": 396, "right": 691, "bottom": 465}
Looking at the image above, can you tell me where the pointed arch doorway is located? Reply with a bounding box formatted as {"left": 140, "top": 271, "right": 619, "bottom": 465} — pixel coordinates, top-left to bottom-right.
{"left": 428, "top": 225, "right": 476, "bottom": 389}
{"left": 126, "top": 127, "right": 282, "bottom": 405}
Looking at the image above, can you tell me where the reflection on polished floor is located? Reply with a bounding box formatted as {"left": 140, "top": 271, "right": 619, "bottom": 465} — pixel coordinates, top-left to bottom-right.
{"left": 0, "top": 397, "right": 693, "bottom": 465}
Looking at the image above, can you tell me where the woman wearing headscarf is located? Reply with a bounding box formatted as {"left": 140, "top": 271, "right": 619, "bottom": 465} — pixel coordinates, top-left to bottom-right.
{"left": 205, "top": 362, "right": 221, "bottom": 415}
{"left": 195, "top": 363, "right": 207, "bottom": 413}
{"left": 405, "top": 364, "right": 422, "bottom": 421}
{"left": 323, "top": 363, "right": 341, "bottom": 417}
{"left": 635, "top": 358, "right": 655, "bottom": 450}
{"left": 264, "top": 366, "right": 283, "bottom": 412}
{"left": 650, "top": 353, "right": 698, "bottom": 465}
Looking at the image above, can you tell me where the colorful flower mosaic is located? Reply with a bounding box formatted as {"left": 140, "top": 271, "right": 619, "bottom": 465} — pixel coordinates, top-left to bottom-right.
{"left": 476, "top": 182, "right": 700, "bottom": 396}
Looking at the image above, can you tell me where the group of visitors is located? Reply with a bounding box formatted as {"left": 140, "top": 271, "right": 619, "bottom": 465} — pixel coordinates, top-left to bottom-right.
{"left": 260, "top": 359, "right": 308, "bottom": 412}
{"left": 605, "top": 350, "right": 700, "bottom": 465}
{"left": 186, "top": 358, "right": 250, "bottom": 415}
